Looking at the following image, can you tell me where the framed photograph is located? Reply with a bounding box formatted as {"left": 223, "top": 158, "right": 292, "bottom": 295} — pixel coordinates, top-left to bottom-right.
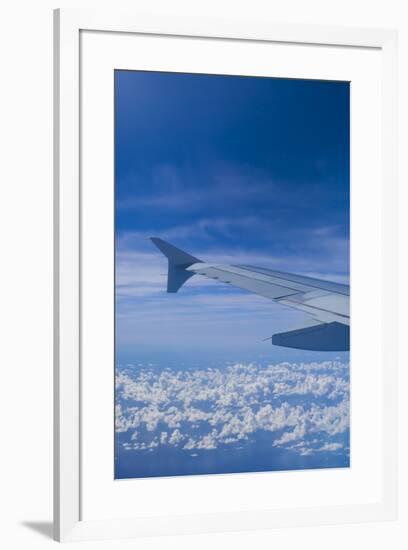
{"left": 54, "top": 8, "right": 398, "bottom": 542}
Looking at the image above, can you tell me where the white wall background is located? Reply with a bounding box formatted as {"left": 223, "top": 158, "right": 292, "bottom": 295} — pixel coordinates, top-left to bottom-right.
{"left": 0, "top": 1, "right": 406, "bottom": 548}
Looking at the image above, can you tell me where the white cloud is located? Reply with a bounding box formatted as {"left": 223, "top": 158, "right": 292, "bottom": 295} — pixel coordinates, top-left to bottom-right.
{"left": 317, "top": 442, "right": 343, "bottom": 452}
{"left": 116, "top": 361, "right": 349, "bottom": 456}
{"left": 169, "top": 429, "right": 184, "bottom": 446}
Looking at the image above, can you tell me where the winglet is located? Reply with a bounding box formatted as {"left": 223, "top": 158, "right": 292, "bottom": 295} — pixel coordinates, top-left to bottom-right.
{"left": 150, "top": 238, "right": 202, "bottom": 293}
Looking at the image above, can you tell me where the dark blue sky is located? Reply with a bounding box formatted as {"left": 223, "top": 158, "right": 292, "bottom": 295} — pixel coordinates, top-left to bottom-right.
{"left": 114, "top": 70, "right": 349, "bottom": 361}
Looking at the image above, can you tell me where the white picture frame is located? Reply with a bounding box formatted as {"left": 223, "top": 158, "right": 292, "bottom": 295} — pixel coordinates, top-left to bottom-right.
{"left": 54, "top": 8, "right": 398, "bottom": 542}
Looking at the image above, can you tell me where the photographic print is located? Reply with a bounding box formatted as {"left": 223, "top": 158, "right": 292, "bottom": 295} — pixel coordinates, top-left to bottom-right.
{"left": 114, "top": 70, "right": 350, "bottom": 479}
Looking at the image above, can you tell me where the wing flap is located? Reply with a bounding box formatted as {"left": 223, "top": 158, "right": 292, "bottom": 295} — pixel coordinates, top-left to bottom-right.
{"left": 188, "top": 264, "right": 301, "bottom": 300}
{"left": 272, "top": 321, "right": 350, "bottom": 351}
{"left": 237, "top": 265, "right": 349, "bottom": 296}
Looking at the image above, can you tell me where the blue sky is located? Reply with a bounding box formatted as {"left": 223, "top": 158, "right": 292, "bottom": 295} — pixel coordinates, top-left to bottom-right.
{"left": 114, "top": 70, "right": 350, "bottom": 479}
{"left": 114, "top": 70, "right": 349, "bottom": 364}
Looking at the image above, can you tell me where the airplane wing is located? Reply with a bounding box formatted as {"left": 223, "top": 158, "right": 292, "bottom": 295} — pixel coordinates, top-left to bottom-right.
{"left": 150, "top": 238, "right": 350, "bottom": 352}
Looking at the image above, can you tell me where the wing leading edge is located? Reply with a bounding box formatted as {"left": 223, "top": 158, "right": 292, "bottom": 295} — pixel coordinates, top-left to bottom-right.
{"left": 150, "top": 238, "right": 350, "bottom": 351}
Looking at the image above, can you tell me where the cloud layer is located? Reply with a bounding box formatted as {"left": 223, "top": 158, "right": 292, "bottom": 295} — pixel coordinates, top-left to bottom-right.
{"left": 116, "top": 361, "right": 349, "bottom": 459}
